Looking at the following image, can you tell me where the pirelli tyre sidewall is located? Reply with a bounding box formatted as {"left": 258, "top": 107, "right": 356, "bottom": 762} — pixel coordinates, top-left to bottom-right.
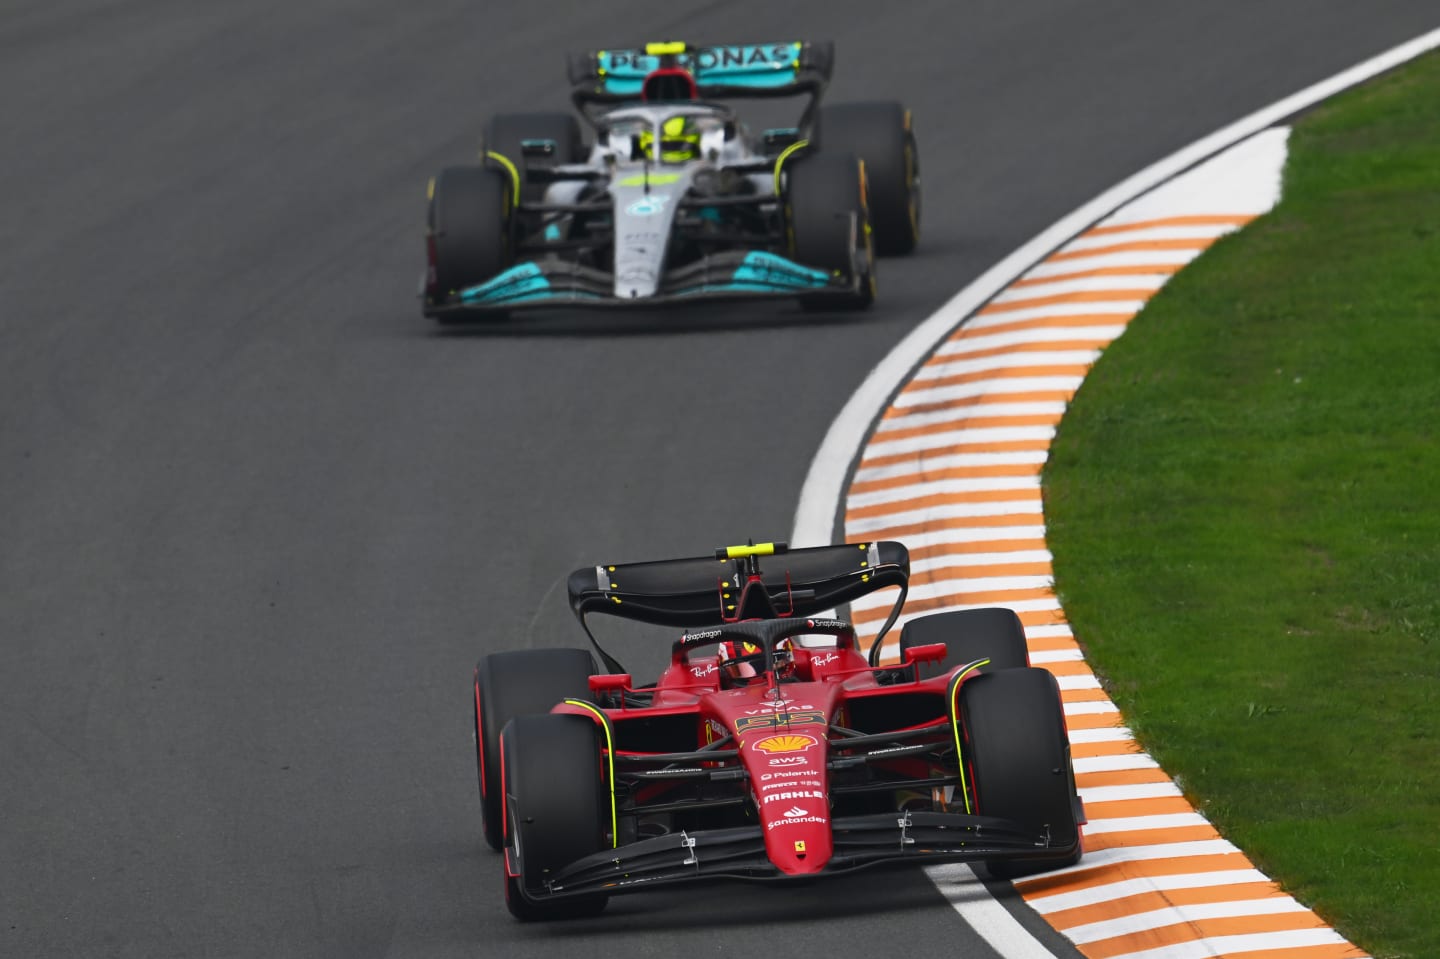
{"left": 483, "top": 111, "right": 586, "bottom": 219}
{"left": 786, "top": 151, "right": 876, "bottom": 311}
{"left": 501, "top": 713, "right": 609, "bottom": 920}
{"left": 815, "top": 101, "right": 920, "bottom": 256}
{"left": 962, "top": 666, "right": 1082, "bottom": 879}
{"left": 898, "top": 607, "right": 1031, "bottom": 678}
{"left": 474, "top": 648, "right": 597, "bottom": 852}
{"left": 427, "top": 165, "right": 513, "bottom": 317}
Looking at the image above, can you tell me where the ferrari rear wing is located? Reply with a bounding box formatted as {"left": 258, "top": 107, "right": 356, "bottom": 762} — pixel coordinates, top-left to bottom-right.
{"left": 567, "top": 541, "right": 908, "bottom": 670}
{"left": 567, "top": 40, "right": 834, "bottom": 107}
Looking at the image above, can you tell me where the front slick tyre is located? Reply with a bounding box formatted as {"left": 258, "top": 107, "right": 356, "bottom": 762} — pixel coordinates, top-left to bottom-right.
{"left": 425, "top": 165, "right": 513, "bottom": 323}
{"left": 501, "top": 714, "right": 609, "bottom": 920}
{"left": 962, "top": 667, "right": 1082, "bottom": 879}
{"left": 786, "top": 152, "right": 875, "bottom": 312}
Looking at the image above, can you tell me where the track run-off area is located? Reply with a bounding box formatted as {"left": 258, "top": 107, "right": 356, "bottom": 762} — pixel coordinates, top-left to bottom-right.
{"left": 795, "top": 26, "right": 1440, "bottom": 959}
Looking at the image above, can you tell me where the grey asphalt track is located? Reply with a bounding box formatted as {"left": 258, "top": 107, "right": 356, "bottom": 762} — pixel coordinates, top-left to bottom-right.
{"left": 3, "top": 3, "right": 1437, "bottom": 957}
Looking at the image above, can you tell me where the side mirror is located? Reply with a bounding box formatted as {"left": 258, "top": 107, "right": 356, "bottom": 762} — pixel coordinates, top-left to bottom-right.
{"left": 903, "top": 642, "right": 948, "bottom": 667}
{"left": 588, "top": 673, "right": 632, "bottom": 695}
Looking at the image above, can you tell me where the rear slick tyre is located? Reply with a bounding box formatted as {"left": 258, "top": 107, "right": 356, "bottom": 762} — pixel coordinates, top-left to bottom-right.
{"left": 897, "top": 607, "right": 1029, "bottom": 677}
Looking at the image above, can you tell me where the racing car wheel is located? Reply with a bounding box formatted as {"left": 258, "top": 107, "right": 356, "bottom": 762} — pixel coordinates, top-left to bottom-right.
{"left": 474, "top": 648, "right": 598, "bottom": 851}
{"left": 482, "top": 112, "right": 586, "bottom": 237}
{"left": 895, "top": 607, "right": 1030, "bottom": 675}
{"left": 962, "top": 667, "right": 1083, "bottom": 878}
{"left": 426, "top": 166, "right": 513, "bottom": 320}
{"left": 786, "top": 152, "right": 876, "bottom": 311}
{"left": 814, "top": 101, "right": 920, "bottom": 256}
{"left": 501, "top": 714, "right": 610, "bottom": 920}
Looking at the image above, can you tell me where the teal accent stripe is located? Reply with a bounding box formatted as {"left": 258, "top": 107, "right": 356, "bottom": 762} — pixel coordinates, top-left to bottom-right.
{"left": 459, "top": 262, "right": 546, "bottom": 303}
{"left": 733, "top": 250, "right": 832, "bottom": 288}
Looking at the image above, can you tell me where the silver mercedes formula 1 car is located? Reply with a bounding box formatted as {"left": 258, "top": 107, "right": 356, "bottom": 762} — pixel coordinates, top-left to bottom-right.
{"left": 421, "top": 40, "right": 920, "bottom": 322}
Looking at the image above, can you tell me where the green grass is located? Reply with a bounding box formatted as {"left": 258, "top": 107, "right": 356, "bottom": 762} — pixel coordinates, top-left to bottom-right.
{"left": 1043, "top": 51, "right": 1440, "bottom": 959}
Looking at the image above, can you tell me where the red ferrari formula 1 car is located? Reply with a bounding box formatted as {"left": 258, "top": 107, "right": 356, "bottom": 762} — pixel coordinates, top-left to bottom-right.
{"left": 472, "top": 541, "right": 1084, "bottom": 919}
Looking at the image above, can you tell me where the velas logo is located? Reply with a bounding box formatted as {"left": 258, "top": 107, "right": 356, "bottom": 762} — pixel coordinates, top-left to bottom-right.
{"left": 754, "top": 734, "right": 818, "bottom": 754}
{"left": 744, "top": 700, "right": 814, "bottom": 715}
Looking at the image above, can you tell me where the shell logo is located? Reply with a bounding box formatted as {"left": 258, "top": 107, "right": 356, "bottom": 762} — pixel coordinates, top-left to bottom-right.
{"left": 753, "top": 734, "right": 818, "bottom": 754}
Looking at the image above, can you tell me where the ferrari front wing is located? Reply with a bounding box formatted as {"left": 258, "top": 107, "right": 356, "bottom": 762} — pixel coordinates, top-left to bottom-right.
{"left": 508, "top": 810, "right": 1077, "bottom": 904}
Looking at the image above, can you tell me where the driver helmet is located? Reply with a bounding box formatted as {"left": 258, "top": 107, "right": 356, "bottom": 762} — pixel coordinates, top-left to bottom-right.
{"left": 718, "top": 640, "right": 763, "bottom": 685}
{"left": 638, "top": 115, "right": 701, "bottom": 163}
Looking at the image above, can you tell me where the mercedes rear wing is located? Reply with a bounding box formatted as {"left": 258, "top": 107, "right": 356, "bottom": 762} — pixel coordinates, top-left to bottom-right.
{"left": 567, "top": 40, "right": 834, "bottom": 110}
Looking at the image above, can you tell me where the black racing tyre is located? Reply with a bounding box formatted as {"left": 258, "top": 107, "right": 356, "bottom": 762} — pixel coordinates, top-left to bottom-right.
{"left": 815, "top": 101, "right": 920, "bottom": 256}
{"left": 473, "top": 648, "right": 597, "bottom": 851}
{"left": 501, "top": 714, "right": 610, "bottom": 920}
{"left": 786, "top": 151, "right": 875, "bottom": 311}
{"left": 962, "top": 667, "right": 1082, "bottom": 879}
{"left": 898, "top": 607, "right": 1030, "bottom": 678}
{"left": 484, "top": 112, "right": 586, "bottom": 201}
{"left": 484, "top": 113, "right": 585, "bottom": 244}
{"left": 426, "top": 166, "right": 512, "bottom": 319}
